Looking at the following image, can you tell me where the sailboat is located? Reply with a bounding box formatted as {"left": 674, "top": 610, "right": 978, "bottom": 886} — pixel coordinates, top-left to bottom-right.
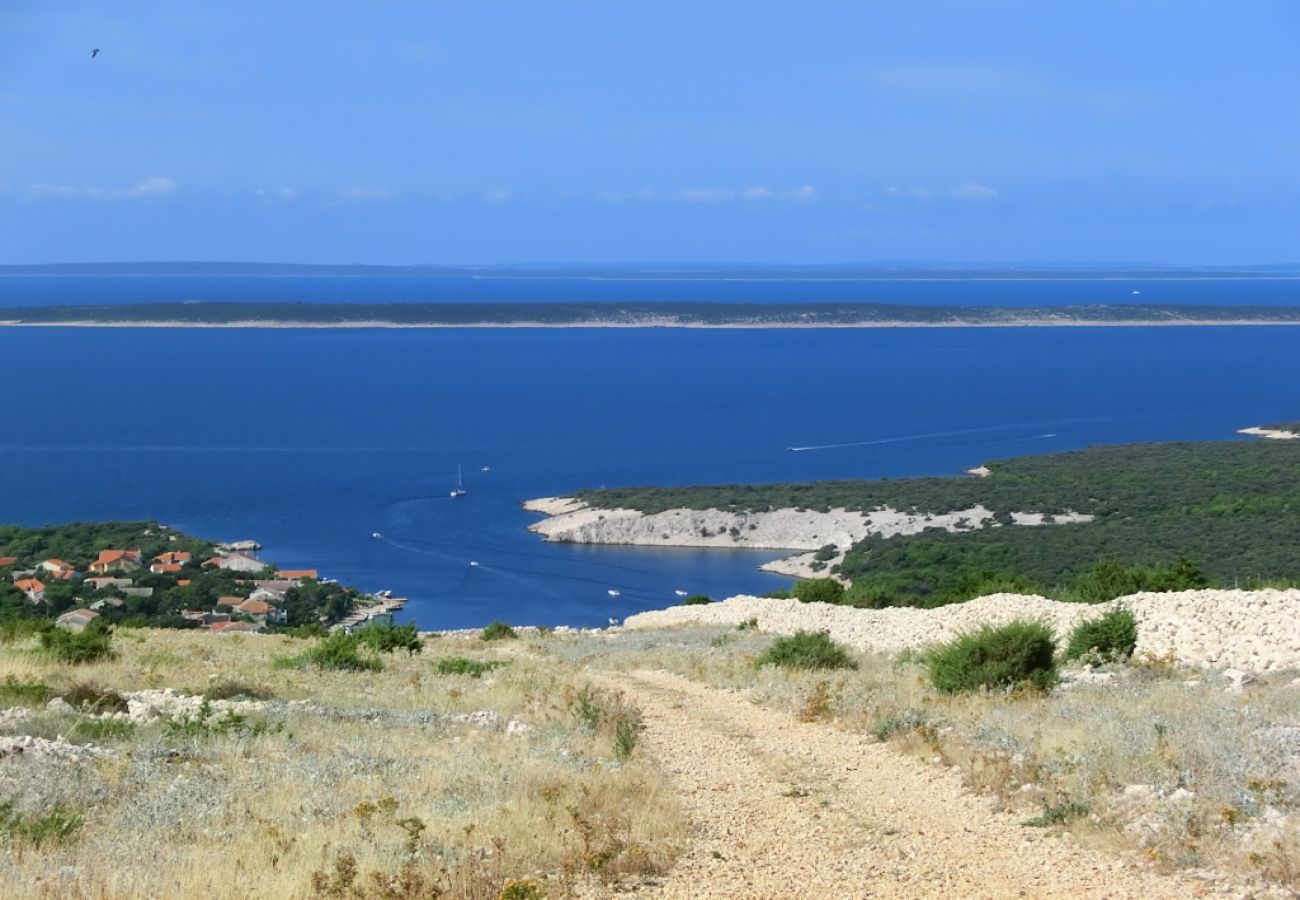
{"left": 449, "top": 464, "right": 468, "bottom": 498}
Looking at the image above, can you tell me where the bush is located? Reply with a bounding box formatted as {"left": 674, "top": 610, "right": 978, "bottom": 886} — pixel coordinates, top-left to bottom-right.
{"left": 297, "top": 633, "right": 383, "bottom": 672}
{"left": 38, "top": 620, "right": 115, "bottom": 665}
{"left": 813, "top": 544, "right": 838, "bottom": 562}
{"left": 480, "top": 621, "right": 518, "bottom": 641}
{"left": 754, "top": 631, "right": 857, "bottom": 671}
{"left": 926, "top": 620, "right": 1057, "bottom": 694}
{"left": 0, "top": 801, "right": 82, "bottom": 848}
{"left": 355, "top": 620, "right": 423, "bottom": 655}
{"left": 433, "top": 657, "right": 506, "bottom": 678}
{"left": 792, "top": 578, "right": 846, "bottom": 605}
{"left": 0, "top": 675, "right": 52, "bottom": 706}
{"left": 0, "top": 618, "right": 49, "bottom": 644}
{"left": 1064, "top": 607, "right": 1137, "bottom": 662}
{"left": 681, "top": 594, "right": 712, "bottom": 606}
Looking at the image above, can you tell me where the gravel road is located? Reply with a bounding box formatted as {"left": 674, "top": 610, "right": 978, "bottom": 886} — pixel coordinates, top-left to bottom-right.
{"left": 603, "top": 669, "right": 1212, "bottom": 899}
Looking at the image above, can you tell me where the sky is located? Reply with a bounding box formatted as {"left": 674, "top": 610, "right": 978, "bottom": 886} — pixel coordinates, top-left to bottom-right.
{"left": 2, "top": 1, "right": 1299, "bottom": 265}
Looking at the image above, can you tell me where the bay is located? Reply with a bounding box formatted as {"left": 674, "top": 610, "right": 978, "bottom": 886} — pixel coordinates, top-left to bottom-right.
{"left": 2, "top": 323, "right": 1298, "bottom": 628}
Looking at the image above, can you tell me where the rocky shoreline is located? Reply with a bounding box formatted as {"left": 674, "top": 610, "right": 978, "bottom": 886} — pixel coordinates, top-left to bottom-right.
{"left": 523, "top": 495, "right": 1093, "bottom": 576}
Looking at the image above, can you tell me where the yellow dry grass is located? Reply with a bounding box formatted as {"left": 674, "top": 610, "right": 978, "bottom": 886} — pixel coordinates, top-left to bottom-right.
{"left": 0, "top": 629, "right": 684, "bottom": 899}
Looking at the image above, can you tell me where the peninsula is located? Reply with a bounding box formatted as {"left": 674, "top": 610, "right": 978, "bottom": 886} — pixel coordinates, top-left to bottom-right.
{"left": 6, "top": 300, "right": 1300, "bottom": 328}
{"left": 527, "top": 437, "right": 1300, "bottom": 606}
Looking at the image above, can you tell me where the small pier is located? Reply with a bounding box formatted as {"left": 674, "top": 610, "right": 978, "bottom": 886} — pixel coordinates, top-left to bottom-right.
{"left": 332, "top": 595, "right": 408, "bottom": 631}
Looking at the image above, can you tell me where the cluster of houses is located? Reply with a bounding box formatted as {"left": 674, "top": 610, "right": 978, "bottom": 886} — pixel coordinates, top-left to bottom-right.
{"left": 2, "top": 545, "right": 319, "bottom": 634}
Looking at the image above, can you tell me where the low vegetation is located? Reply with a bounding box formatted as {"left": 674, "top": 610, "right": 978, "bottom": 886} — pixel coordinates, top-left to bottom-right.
{"left": 433, "top": 656, "right": 507, "bottom": 678}
{"left": 754, "top": 631, "right": 858, "bottom": 671}
{"left": 1064, "top": 607, "right": 1138, "bottom": 662}
{"left": 0, "top": 626, "right": 683, "bottom": 898}
{"left": 37, "top": 620, "right": 115, "bottom": 665}
{"left": 926, "top": 620, "right": 1058, "bottom": 694}
{"left": 480, "top": 621, "right": 519, "bottom": 641}
{"left": 681, "top": 594, "right": 713, "bottom": 606}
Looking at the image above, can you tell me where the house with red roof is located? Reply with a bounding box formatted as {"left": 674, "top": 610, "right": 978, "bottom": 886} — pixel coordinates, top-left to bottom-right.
{"left": 150, "top": 562, "right": 183, "bottom": 574}
{"left": 276, "top": 569, "right": 318, "bottom": 582}
{"left": 15, "top": 578, "right": 45, "bottom": 603}
{"left": 0, "top": 557, "right": 19, "bottom": 568}
{"left": 88, "top": 549, "right": 143, "bottom": 575}
{"left": 39, "top": 559, "right": 77, "bottom": 580}
{"left": 210, "top": 620, "right": 264, "bottom": 634}
{"left": 154, "top": 550, "right": 191, "bottom": 566}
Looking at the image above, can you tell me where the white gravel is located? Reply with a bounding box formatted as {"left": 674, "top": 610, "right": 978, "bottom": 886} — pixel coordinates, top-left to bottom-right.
{"left": 622, "top": 589, "right": 1300, "bottom": 673}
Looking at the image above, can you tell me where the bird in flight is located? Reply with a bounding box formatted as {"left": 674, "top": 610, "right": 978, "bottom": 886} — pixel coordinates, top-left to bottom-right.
{"left": 91, "top": 48, "right": 100, "bottom": 58}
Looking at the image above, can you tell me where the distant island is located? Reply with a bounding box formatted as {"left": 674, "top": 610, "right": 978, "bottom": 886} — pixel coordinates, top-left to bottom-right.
{"left": 6, "top": 300, "right": 1300, "bottom": 328}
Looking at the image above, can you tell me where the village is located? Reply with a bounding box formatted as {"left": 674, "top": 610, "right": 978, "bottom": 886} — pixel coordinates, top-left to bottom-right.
{"left": 0, "top": 525, "right": 405, "bottom": 634}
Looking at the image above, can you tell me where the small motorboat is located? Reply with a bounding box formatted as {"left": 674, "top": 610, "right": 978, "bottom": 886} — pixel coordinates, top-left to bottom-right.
{"left": 469, "top": 560, "right": 479, "bottom": 567}
{"left": 371, "top": 532, "right": 383, "bottom": 539}
{"left": 674, "top": 589, "right": 688, "bottom": 597}
{"left": 607, "top": 589, "right": 621, "bottom": 597}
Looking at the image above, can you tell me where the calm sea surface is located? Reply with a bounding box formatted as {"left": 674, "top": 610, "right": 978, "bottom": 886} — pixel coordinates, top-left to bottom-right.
{"left": 2, "top": 279, "right": 1299, "bottom": 627}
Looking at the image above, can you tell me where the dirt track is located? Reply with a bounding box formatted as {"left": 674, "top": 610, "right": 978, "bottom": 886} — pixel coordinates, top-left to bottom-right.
{"left": 604, "top": 669, "right": 1207, "bottom": 899}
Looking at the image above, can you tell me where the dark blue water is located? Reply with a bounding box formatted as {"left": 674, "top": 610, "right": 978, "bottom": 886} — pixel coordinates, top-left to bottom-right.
{"left": 2, "top": 273, "right": 1300, "bottom": 308}
{"left": 3, "top": 324, "right": 1299, "bottom": 628}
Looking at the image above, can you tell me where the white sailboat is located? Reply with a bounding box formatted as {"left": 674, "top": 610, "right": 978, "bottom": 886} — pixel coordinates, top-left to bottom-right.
{"left": 449, "top": 464, "right": 468, "bottom": 498}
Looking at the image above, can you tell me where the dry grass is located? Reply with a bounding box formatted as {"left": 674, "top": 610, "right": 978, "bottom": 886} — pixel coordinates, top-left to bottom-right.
{"left": 544, "top": 625, "right": 1300, "bottom": 892}
{"left": 0, "top": 629, "right": 683, "bottom": 898}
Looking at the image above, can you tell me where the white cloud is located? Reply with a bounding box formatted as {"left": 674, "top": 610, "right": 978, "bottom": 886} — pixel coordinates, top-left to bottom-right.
{"left": 595, "top": 188, "right": 656, "bottom": 203}
{"left": 26, "top": 183, "right": 78, "bottom": 197}
{"left": 785, "top": 185, "right": 816, "bottom": 201}
{"left": 257, "top": 186, "right": 298, "bottom": 201}
{"left": 951, "top": 182, "right": 999, "bottom": 201}
{"left": 24, "top": 176, "right": 176, "bottom": 200}
{"left": 483, "top": 189, "right": 510, "bottom": 204}
{"left": 676, "top": 188, "right": 735, "bottom": 204}
{"left": 742, "top": 186, "right": 772, "bottom": 200}
{"left": 851, "top": 63, "right": 1048, "bottom": 104}
{"left": 345, "top": 186, "right": 390, "bottom": 201}
{"left": 121, "top": 176, "right": 175, "bottom": 198}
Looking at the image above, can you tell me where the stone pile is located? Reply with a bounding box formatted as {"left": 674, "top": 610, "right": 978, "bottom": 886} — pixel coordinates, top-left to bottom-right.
{"left": 622, "top": 589, "right": 1300, "bottom": 673}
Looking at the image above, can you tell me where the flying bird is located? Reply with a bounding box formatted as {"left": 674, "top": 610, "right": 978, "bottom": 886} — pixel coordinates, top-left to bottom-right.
{"left": 91, "top": 49, "right": 100, "bottom": 58}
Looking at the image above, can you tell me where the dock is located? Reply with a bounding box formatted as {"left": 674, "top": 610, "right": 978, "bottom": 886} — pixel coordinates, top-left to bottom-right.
{"left": 332, "top": 596, "right": 408, "bottom": 631}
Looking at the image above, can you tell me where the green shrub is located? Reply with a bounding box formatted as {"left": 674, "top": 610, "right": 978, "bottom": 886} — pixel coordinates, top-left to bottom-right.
{"left": 755, "top": 631, "right": 857, "bottom": 671}
{"left": 1023, "top": 799, "right": 1090, "bottom": 827}
{"left": 480, "top": 621, "right": 518, "bottom": 641}
{"left": 0, "top": 675, "right": 52, "bottom": 706}
{"left": 926, "top": 620, "right": 1057, "bottom": 694}
{"left": 0, "top": 618, "right": 49, "bottom": 644}
{"left": 291, "top": 633, "right": 383, "bottom": 672}
{"left": 1065, "top": 607, "right": 1137, "bottom": 662}
{"left": 162, "top": 700, "right": 280, "bottom": 739}
{"left": 681, "top": 594, "right": 713, "bottom": 606}
{"left": 736, "top": 617, "right": 759, "bottom": 631}
{"left": 871, "top": 709, "right": 932, "bottom": 741}
{"left": 38, "top": 621, "right": 115, "bottom": 665}
{"left": 355, "top": 620, "right": 423, "bottom": 655}
{"left": 813, "top": 544, "right": 838, "bottom": 562}
{"left": 65, "top": 718, "right": 135, "bottom": 743}
{"left": 0, "top": 801, "right": 83, "bottom": 847}
{"left": 792, "top": 578, "right": 846, "bottom": 605}
{"left": 433, "top": 657, "right": 506, "bottom": 678}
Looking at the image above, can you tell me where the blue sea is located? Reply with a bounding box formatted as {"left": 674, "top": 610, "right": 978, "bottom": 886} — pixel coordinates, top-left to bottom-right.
{"left": 2, "top": 274, "right": 1300, "bottom": 628}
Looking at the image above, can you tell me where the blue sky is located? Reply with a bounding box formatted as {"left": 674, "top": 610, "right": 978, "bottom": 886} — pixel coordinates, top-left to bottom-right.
{"left": 2, "top": 1, "right": 1299, "bottom": 265}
